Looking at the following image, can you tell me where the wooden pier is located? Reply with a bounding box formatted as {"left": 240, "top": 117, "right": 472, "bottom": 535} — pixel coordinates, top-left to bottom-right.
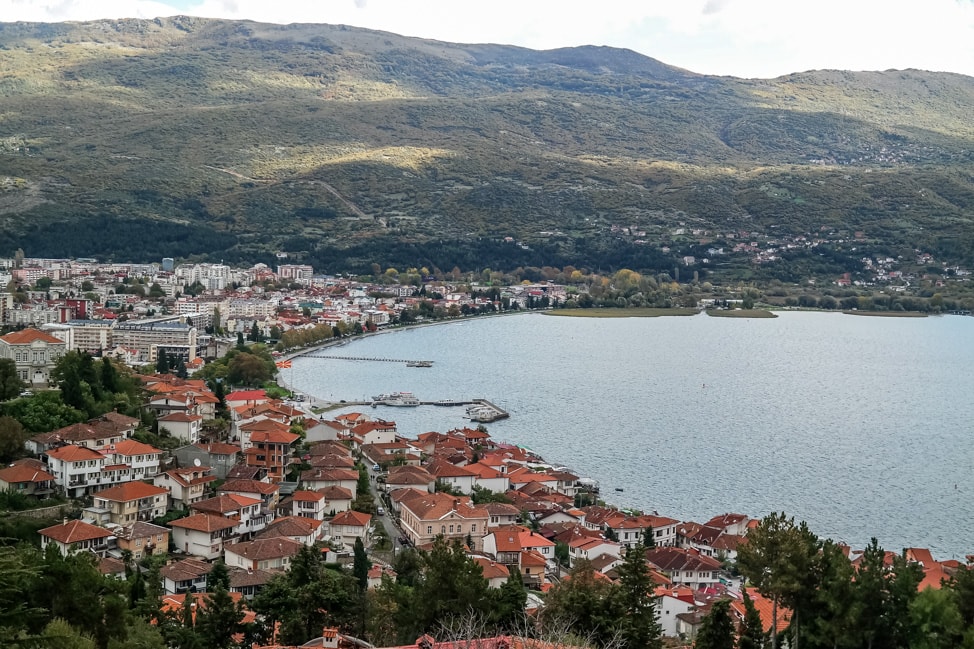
{"left": 302, "top": 352, "right": 434, "bottom": 366}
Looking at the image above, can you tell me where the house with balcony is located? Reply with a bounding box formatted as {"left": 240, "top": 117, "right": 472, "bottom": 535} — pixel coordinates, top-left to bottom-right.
{"left": 154, "top": 466, "right": 216, "bottom": 510}
{"left": 160, "top": 558, "right": 214, "bottom": 595}
{"left": 39, "top": 519, "right": 115, "bottom": 557}
{"left": 218, "top": 478, "right": 282, "bottom": 512}
{"left": 168, "top": 513, "right": 238, "bottom": 560}
{"left": 276, "top": 490, "right": 328, "bottom": 521}
{"left": 191, "top": 493, "right": 271, "bottom": 540}
{"left": 105, "top": 439, "right": 162, "bottom": 481}
{"left": 644, "top": 547, "right": 723, "bottom": 590}
{"left": 317, "top": 486, "right": 354, "bottom": 515}
{"left": 0, "top": 327, "right": 66, "bottom": 388}
{"left": 91, "top": 481, "right": 169, "bottom": 525}
{"left": 299, "top": 468, "right": 359, "bottom": 497}
{"left": 241, "top": 428, "right": 300, "bottom": 483}
{"left": 116, "top": 521, "right": 170, "bottom": 561}
{"left": 45, "top": 444, "right": 115, "bottom": 498}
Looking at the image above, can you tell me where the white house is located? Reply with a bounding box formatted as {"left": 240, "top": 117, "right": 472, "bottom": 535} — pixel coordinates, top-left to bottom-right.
{"left": 39, "top": 519, "right": 114, "bottom": 557}
{"left": 168, "top": 513, "right": 238, "bottom": 560}
{"left": 157, "top": 412, "right": 203, "bottom": 444}
{"left": 327, "top": 510, "right": 371, "bottom": 549}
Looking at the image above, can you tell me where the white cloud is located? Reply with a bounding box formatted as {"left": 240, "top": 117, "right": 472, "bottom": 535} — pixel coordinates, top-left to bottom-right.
{"left": 1, "top": 0, "right": 972, "bottom": 78}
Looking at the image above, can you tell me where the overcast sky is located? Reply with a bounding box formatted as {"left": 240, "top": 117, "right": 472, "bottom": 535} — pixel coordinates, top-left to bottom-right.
{"left": 3, "top": 0, "right": 973, "bottom": 79}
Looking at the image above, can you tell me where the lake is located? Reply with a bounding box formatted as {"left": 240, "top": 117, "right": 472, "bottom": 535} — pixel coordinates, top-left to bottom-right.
{"left": 287, "top": 310, "right": 974, "bottom": 559}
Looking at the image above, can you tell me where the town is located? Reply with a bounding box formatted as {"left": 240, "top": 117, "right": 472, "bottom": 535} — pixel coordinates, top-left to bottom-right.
{"left": 0, "top": 254, "right": 972, "bottom": 649}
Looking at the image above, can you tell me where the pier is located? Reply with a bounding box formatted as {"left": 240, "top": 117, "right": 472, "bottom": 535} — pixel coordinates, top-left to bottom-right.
{"left": 302, "top": 352, "right": 434, "bottom": 366}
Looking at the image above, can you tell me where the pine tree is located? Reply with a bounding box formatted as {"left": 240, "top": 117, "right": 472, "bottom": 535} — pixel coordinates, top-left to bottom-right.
{"left": 353, "top": 537, "right": 370, "bottom": 592}
{"left": 737, "top": 589, "right": 767, "bottom": 649}
{"left": 695, "top": 599, "right": 736, "bottom": 649}
{"left": 615, "top": 543, "right": 662, "bottom": 649}
{"left": 155, "top": 350, "right": 170, "bottom": 374}
{"left": 196, "top": 586, "right": 243, "bottom": 649}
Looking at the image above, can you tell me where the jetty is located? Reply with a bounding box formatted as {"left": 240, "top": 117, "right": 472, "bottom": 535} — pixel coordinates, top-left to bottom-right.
{"left": 302, "top": 352, "right": 434, "bottom": 366}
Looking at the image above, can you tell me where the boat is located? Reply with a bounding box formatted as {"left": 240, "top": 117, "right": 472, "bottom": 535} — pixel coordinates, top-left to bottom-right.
{"left": 406, "top": 360, "right": 434, "bottom": 368}
{"left": 614, "top": 487, "right": 624, "bottom": 492}
{"left": 434, "top": 399, "right": 464, "bottom": 406}
{"left": 372, "top": 391, "right": 420, "bottom": 407}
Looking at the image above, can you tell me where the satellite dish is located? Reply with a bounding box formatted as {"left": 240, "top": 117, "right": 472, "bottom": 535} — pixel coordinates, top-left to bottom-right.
{"left": 194, "top": 458, "right": 201, "bottom": 467}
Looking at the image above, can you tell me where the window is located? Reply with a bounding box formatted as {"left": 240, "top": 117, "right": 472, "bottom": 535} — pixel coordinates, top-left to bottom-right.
{"left": 441, "top": 526, "right": 446, "bottom": 534}
{"left": 427, "top": 526, "right": 433, "bottom": 534}
{"left": 449, "top": 525, "right": 454, "bottom": 533}
{"left": 471, "top": 524, "right": 477, "bottom": 533}
{"left": 136, "top": 539, "right": 142, "bottom": 547}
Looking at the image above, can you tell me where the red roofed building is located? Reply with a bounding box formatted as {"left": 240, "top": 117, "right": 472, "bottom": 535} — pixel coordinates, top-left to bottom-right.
{"left": 398, "top": 491, "right": 489, "bottom": 551}
{"left": 92, "top": 481, "right": 169, "bottom": 525}
{"left": 0, "top": 327, "right": 66, "bottom": 387}
{"left": 243, "top": 429, "right": 300, "bottom": 482}
{"left": 169, "top": 513, "right": 238, "bottom": 560}
{"left": 225, "top": 389, "right": 269, "bottom": 409}
{"left": 39, "top": 519, "right": 114, "bottom": 556}
{"left": 328, "top": 510, "right": 372, "bottom": 548}
{"left": 154, "top": 466, "right": 216, "bottom": 509}
{"left": 0, "top": 462, "right": 56, "bottom": 497}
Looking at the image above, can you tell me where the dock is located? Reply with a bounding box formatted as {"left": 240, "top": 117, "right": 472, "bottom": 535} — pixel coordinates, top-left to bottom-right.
{"left": 464, "top": 399, "right": 510, "bottom": 423}
{"left": 302, "top": 352, "right": 434, "bottom": 366}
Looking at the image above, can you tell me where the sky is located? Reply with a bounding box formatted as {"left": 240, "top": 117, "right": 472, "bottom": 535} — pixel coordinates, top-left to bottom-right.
{"left": 3, "top": 0, "right": 974, "bottom": 79}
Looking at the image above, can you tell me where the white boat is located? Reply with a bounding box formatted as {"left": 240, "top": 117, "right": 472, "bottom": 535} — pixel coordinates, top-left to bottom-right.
{"left": 372, "top": 391, "right": 420, "bottom": 407}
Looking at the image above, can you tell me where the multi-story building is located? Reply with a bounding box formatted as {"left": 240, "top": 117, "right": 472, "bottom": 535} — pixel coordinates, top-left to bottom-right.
{"left": 42, "top": 320, "right": 113, "bottom": 354}
{"left": 111, "top": 319, "right": 198, "bottom": 363}
{"left": 91, "top": 481, "right": 169, "bottom": 525}
{"left": 0, "top": 328, "right": 67, "bottom": 387}
{"left": 277, "top": 264, "right": 314, "bottom": 285}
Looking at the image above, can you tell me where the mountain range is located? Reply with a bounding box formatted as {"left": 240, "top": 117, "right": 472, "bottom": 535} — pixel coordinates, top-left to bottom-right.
{"left": 1, "top": 16, "right": 972, "bottom": 279}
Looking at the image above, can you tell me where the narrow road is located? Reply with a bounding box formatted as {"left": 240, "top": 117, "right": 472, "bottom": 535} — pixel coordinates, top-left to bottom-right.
{"left": 368, "top": 464, "right": 404, "bottom": 553}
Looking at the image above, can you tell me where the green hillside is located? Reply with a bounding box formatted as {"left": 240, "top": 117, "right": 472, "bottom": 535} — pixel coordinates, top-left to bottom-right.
{"left": 1, "top": 16, "right": 972, "bottom": 278}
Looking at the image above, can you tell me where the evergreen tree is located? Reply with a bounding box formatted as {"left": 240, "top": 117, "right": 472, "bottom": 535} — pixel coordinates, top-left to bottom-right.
{"left": 738, "top": 588, "right": 767, "bottom": 649}
{"left": 493, "top": 568, "right": 527, "bottom": 632}
{"left": 236, "top": 332, "right": 245, "bottom": 349}
{"left": 128, "top": 569, "right": 147, "bottom": 610}
{"left": 695, "top": 599, "right": 736, "bottom": 649}
{"left": 196, "top": 586, "right": 243, "bottom": 649}
{"left": 175, "top": 358, "right": 189, "bottom": 379}
{"left": 100, "top": 357, "right": 119, "bottom": 394}
{"left": 353, "top": 537, "right": 370, "bottom": 592}
{"left": 208, "top": 559, "right": 230, "bottom": 591}
{"left": 542, "top": 559, "right": 623, "bottom": 648}
{"left": 155, "top": 350, "right": 170, "bottom": 375}
{"left": 643, "top": 525, "right": 656, "bottom": 548}
{"left": 615, "top": 543, "right": 662, "bottom": 649}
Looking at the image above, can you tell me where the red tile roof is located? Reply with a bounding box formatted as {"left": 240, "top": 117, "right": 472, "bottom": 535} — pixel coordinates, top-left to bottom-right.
{"left": 40, "top": 519, "right": 113, "bottom": 543}
{"left": 0, "top": 328, "right": 65, "bottom": 345}
{"left": 0, "top": 464, "right": 55, "bottom": 484}
{"left": 169, "top": 513, "right": 238, "bottom": 532}
{"left": 94, "top": 481, "right": 168, "bottom": 502}
{"left": 330, "top": 510, "right": 372, "bottom": 528}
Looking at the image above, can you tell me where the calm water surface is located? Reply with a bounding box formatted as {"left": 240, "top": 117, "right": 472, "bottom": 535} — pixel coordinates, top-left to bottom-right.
{"left": 288, "top": 311, "right": 974, "bottom": 559}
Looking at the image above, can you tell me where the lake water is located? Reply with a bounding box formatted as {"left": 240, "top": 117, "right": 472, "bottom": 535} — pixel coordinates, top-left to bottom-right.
{"left": 287, "top": 311, "right": 974, "bottom": 559}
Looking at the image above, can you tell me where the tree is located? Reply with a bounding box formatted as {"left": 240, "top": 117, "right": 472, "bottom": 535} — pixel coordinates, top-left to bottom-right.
{"left": 196, "top": 586, "right": 244, "bottom": 649}
{"left": 694, "top": 599, "right": 736, "bottom": 649}
{"left": 209, "top": 559, "right": 230, "bottom": 591}
{"left": 353, "top": 537, "right": 370, "bottom": 592}
{"left": 100, "top": 357, "right": 120, "bottom": 394}
{"left": 236, "top": 332, "right": 245, "bottom": 349}
{"left": 643, "top": 526, "right": 656, "bottom": 549}
{"left": 737, "top": 589, "right": 766, "bottom": 649}
{"left": 1, "top": 390, "right": 86, "bottom": 433}
{"left": 542, "top": 558, "right": 623, "bottom": 648}
{"left": 0, "top": 358, "right": 25, "bottom": 401}
{"left": 615, "top": 543, "right": 662, "bottom": 649}
{"left": 0, "top": 416, "right": 26, "bottom": 463}
{"left": 737, "top": 512, "right": 818, "bottom": 649}
{"left": 155, "top": 350, "right": 170, "bottom": 375}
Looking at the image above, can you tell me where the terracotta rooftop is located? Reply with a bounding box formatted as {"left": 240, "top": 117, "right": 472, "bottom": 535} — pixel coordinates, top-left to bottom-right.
{"left": 40, "top": 519, "right": 112, "bottom": 543}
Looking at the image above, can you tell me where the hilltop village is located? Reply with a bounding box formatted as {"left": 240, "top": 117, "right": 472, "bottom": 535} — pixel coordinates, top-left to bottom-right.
{"left": 0, "top": 254, "right": 972, "bottom": 649}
